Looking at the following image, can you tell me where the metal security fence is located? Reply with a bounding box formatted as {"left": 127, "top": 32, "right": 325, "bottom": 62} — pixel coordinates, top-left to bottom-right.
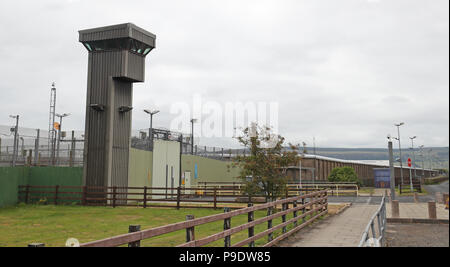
{"left": 358, "top": 196, "right": 387, "bottom": 247}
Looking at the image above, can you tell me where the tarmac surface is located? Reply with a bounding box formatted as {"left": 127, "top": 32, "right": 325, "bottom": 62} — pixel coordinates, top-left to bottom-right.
{"left": 385, "top": 223, "right": 449, "bottom": 247}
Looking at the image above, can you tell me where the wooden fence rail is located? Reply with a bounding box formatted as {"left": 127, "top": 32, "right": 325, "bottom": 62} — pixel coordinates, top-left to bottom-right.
{"left": 78, "top": 190, "right": 328, "bottom": 247}
{"left": 18, "top": 185, "right": 324, "bottom": 209}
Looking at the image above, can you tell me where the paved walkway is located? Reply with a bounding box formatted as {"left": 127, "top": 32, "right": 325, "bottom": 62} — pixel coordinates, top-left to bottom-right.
{"left": 386, "top": 203, "right": 449, "bottom": 220}
{"left": 279, "top": 204, "right": 379, "bottom": 247}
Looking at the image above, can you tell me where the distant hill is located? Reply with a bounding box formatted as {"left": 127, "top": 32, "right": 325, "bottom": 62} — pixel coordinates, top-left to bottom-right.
{"left": 309, "top": 147, "right": 449, "bottom": 170}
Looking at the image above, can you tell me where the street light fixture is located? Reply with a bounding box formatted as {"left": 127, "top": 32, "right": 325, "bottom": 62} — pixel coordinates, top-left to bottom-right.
{"left": 144, "top": 109, "right": 160, "bottom": 149}
{"left": 9, "top": 115, "right": 19, "bottom": 167}
{"left": 55, "top": 113, "right": 70, "bottom": 165}
{"left": 394, "top": 122, "right": 405, "bottom": 186}
{"left": 190, "top": 118, "right": 198, "bottom": 155}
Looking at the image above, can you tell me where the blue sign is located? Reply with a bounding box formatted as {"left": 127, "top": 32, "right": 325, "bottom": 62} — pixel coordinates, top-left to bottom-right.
{"left": 373, "top": 168, "right": 391, "bottom": 188}
{"left": 194, "top": 164, "right": 198, "bottom": 179}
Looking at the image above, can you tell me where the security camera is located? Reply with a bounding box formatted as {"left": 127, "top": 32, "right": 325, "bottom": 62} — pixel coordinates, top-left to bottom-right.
{"left": 90, "top": 104, "right": 105, "bottom": 112}
{"left": 119, "top": 106, "right": 133, "bottom": 113}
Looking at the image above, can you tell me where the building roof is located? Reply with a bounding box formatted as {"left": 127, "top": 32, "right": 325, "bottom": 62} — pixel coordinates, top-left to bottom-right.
{"left": 79, "top": 23, "right": 156, "bottom": 48}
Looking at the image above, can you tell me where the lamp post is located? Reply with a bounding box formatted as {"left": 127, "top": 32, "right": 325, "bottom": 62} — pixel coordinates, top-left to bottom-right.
{"left": 55, "top": 113, "right": 70, "bottom": 165}
{"left": 9, "top": 115, "right": 19, "bottom": 167}
{"left": 190, "top": 119, "right": 198, "bottom": 155}
{"left": 144, "top": 109, "right": 160, "bottom": 150}
{"left": 394, "top": 122, "right": 405, "bottom": 186}
{"left": 409, "top": 136, "right": 417, "bottom": 192}
{"left": 419, "top": 145, "right": 425, "bottom": 177}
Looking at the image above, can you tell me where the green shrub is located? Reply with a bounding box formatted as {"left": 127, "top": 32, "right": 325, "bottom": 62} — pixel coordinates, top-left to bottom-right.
{"left": 328, "top": 167, "right": 361, "bottom": 186}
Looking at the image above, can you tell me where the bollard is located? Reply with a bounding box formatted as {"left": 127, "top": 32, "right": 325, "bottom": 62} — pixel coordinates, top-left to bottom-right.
{"left": 413, "top": 193, "right": 419, "bottom": 203}
{"left": 28, "top": 243, "right": 45, "bottom": 247}
{"left": 391, "top": 200, "right": 400, "bottom": 218}
{"left": 128, "top": 225, "right": 141, "bottom": 247}
{"left": 428, "top": 201, "right": 437, "bottom": 220}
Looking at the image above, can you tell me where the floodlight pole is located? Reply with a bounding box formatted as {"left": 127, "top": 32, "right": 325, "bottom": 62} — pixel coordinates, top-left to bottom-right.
{"left": 395, "top": 123, "right": 405, "bottom": 186}
{"left": 10, "top": 115, "right": 19, "bottom": 167}
{"left": 56, "top": 113, "right": 70, "bottom": 165}
{"left": 409, "top": 136, "right": 417, "bottom": 192}
{"left": 190, "top": 119, "right": 197, "bottom": 155}
{"left": 388, "top": 139, "right": 396, "bottom": 200}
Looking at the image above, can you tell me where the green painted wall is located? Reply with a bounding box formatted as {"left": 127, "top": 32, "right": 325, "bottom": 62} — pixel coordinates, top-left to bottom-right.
{"left": 1, "top": 148, "right": 242, "bottom": 207}
{"left": 0, "top": 167, "right": 29, "bottom": 207}
{"left": 27, "top": 167, "right": 83, "bottom": 187}
{"left": 0, "top": 167, "right": 83, "bottom": 207}
{"left": 182, "top": 155, "right": 241, "bottom": 186}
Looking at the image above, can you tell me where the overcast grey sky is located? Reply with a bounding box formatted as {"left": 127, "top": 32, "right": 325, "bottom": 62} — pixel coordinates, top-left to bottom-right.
{"left": 0, "top": 0, "right": 448, "bottom": 148}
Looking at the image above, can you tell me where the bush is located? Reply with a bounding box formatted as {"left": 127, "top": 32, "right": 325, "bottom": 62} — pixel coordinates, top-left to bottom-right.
{"left": 328, "top": 167, "right": 361, "bottom": 186}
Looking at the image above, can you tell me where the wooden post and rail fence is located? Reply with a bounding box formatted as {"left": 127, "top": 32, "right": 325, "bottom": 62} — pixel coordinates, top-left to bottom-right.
{"left": 77, "top": 190, "right": 328, "bottom": 247}
{"left": 18, "top": 182, "right": 349, "bottom": 209}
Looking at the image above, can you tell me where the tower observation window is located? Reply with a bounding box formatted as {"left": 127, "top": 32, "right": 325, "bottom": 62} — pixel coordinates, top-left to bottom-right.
{"left": 82, "top": 38, "right": 154, "bottom": 56}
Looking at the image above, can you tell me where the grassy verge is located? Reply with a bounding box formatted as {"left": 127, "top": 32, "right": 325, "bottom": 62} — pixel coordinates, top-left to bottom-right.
{"left": 395, "top": 187, "right": 428, "bottom": 196}
{"left": 0, "top": 203, "right": 342, "bottom": 247}
{"left": 359, "top": 187, "right": 375, "bottom": 195}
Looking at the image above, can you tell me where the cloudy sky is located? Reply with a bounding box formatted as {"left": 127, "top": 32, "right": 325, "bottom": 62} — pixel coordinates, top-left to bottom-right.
{"left": 0, "top": 0, "right": 448, "bottom": 148}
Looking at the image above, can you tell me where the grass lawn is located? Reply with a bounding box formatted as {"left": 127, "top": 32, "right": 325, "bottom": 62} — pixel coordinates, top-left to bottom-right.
{"left": 0, "top": 203, "right": 336, "bottom": 247}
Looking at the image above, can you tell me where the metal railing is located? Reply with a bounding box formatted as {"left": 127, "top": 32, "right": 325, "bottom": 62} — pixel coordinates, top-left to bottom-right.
{"left": 358, "top": 195, "right": 387, "bottom": 247}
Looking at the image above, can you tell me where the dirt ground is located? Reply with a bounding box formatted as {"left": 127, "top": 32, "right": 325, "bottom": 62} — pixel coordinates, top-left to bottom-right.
{"left": 385, "top": 223, "right": 449, "bottom": 247}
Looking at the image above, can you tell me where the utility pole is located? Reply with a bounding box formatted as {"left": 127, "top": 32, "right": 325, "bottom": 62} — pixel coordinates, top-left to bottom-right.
{"left": 410, "top": 136, "right": 417, "bottom": 179}
{"left": 419, "top": 145, "right": 425, "bottom": 177}
{"left": 313, "top": 137, "right": 316, "bottom": 155}
{"left": 190, "top": 119, "right": 198, "bottom": 155}
{"left": 394, "top": 122, "right": 405, "bottom": 186}
{"left": 9, "top": 115, "right": 19, "bottom": 167}
{"left": 388, "top": 137, "right": 396, "bottom": 200}
{"left": 34, "top": 129, "right": 40, "bottom": 165}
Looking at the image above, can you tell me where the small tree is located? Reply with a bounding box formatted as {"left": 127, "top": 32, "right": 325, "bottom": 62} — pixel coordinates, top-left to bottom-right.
{"left": 230, "top": 124, "right": 299, "bottom": 202}
{"left": 328, "top": 167, "right": 361, "bottom": 186}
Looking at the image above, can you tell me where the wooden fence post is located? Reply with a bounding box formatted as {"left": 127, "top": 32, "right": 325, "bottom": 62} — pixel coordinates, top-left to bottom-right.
{"left": 293, "top": 200, "right": 298, "bottom": 227}
{"left": 267, "top": 205, "right": 273, "bottom": 242}
{"left": 55, "top": 185, "right": 59, "bottom": 205}
{"left": 301, "top": 197, "right": 306, "bottom": 224}
{"left": 143, "top": 186, "right": 147, "bottom": 209}
{"left": 213, "top": 187, "right": 217, "bottom": 210}
{"left": 128, "top": 225, "right": 141, "bottom": 247}
{"left": 25, "top": 185, "right": 30, "bottom": 204}
{"left": 248, "top": 203, "right": 255, "bottom": 247}
{"left": 186, "top": 215, "right": 195, "bottom": 243}
{"left": 82, "top": 186, "right": 87, "bottom": 206}
{"left": 224, "top": 207, "right": 231, "bottom": 247}
{"left": 282, "top": 202, "right": 287, "bottom": 234}
{"left": 112, "top": 186, "right": 117, "bottom": 208}
{"left": 176, "top": 187, "right": 181, "bottom": 210}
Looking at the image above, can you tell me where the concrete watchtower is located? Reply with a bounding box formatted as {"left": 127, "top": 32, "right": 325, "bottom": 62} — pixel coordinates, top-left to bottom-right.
{"left": 79, "top": 23, "right": 156, "bottom": 194}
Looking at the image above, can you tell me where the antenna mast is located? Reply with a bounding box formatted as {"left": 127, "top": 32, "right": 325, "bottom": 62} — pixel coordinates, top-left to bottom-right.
{"left": 48, "top": 82, "right": 57, "bottom": 163}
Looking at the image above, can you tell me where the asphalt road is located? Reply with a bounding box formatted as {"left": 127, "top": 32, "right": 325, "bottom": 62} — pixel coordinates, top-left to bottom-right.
{"left": 424, "top": 180, "right": 449, "bottom": 195}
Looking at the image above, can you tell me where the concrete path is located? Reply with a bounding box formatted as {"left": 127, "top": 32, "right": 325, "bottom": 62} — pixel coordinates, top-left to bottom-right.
{"left": 279, "top": 204, "right": 379, "bottom": 247}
